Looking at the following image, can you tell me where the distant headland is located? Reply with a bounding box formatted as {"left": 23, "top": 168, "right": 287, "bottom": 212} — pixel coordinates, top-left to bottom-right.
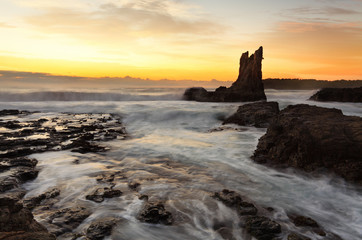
{"left": 263, "top": 78, "right": 362, "bottom": 89}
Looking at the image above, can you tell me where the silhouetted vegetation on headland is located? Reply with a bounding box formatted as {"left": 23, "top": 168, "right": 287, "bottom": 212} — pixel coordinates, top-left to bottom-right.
{"left": 263, "top": 78, "right": 362, "bottom": 90}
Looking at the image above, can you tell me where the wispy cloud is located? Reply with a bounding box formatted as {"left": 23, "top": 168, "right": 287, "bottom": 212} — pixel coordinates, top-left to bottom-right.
{"left": 287, "top": 6, "right": 360, "bottom": 16}
{"left": 25, "top": 2, "right": 222, "bottom": 39}
{"left": 0, "top": 22, "right": 15, "bottom": 28}
{"left": 280, "top": 5, "right": 361, "bottom": 23}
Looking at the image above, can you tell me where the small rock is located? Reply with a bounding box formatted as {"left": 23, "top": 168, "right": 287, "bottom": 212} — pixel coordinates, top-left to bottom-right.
{"left": 86, "top": 217, "right": 119, "bottom": 240}
{"left": 128, "top": 182, "right": 140, "bottom": 190}
{"left": 245, "top": 216, "right": 281, "bottom": 240}
{"left": 238, "top": 201, "right": 258, "bottom": 216}
{"left": 137, "top": 202, "right": 173, "bottom": 225}
{"left": 213, "top": 189, "right": 242, "bottom": 207}
{"left": 86, "top": 188, "right": 122, "bottom": 203}
{"left": 293, "top": 216, "right": 319, "bottom": 228}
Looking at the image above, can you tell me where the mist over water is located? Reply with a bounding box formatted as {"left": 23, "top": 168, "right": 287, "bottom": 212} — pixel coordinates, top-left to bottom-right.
{"left": 1, "top": 89, "right": 361, "bottom": 240}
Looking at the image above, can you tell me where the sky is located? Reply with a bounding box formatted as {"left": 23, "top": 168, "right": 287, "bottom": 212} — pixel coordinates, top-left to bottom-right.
{"left": 0, "top": 0, "right": 361, "bottom": 82}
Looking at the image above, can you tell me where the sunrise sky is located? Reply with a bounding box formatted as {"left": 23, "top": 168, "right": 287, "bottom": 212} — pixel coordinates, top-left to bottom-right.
{"left": 0, "top": 0, "right": 362, "bottom": 81}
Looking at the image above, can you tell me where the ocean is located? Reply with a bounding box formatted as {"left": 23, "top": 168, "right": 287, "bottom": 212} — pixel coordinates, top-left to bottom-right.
{"left": 0, "top": 88, "right": 361, "bottom": 240}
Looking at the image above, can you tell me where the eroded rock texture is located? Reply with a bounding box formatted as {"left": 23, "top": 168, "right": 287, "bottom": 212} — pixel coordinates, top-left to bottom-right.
{"left": 183, "top": 47, "right": 266, "bottom": 102}
{"left": 252, "top": 104, "right": 362, "bottom": 184}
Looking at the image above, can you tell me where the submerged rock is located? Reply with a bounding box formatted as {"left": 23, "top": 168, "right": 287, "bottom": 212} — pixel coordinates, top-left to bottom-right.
{"left": 310, "top": 87, "right": 362, "bottom": 102}
{"left": 213, "top": 189, "right": 258, "bottom": 216}
{"left": 183, "top": 47, "right": 266, "bottom": 102}
{"left": 223, "top": 101, "right": 279, "bottom": 128}
{"left": 252, "top": 104, "right": 362, "bottom": 184}
{"left": 288, "top": 232, "right": 311, "bottom": 240}
{"left": 137, "top": 202, "right": 173, "bottom": 225}
{"left": 86, "top": 187, "right": 122, "bottom": 203}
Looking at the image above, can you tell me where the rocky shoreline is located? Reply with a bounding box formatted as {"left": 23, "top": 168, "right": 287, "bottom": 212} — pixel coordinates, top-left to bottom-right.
{"left": 1, "top": 108, "right": 354, "bottom": 240}
{"left": 223, "top": 102, "right": 362, "bottom": 185}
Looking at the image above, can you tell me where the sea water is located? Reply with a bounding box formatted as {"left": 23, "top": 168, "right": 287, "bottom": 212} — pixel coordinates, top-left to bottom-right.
{"left": 0, "top": 89, "right": 361, "bottom": 240}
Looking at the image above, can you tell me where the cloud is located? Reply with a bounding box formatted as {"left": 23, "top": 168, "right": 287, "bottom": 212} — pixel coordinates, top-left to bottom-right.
{"left": 25, "top": 2, "right": 222, "bottom": 41}
{"left": 287, "top": 6, "right": 360, "bottom": 15}
{"left": 280, "top": 6, "right": 361, "bottom": 23}
{"left": 0, "top": 22, "right": 15, "bottom": 28}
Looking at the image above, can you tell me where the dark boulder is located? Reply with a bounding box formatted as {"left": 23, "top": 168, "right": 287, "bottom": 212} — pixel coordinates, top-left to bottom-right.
{"left": 213, "top": 189, "right": 242, "bottom": 207}
{"left": 223, "top": 101, "right": 279, "bottom": 128}
{"left": 253, "top": 104, "right": 362, "bottom": 184}
{"left": 183, "top": 87, "right": 210, "bottom": 101}
{"left": 245, "top": 216, "right": 281, "bottom": 240}
{"left": 292, "top": 216, "right": 319, "bottom": 228}
{"left": 86, "top": 217, "right": 120, "bottom": 240}
{"left": 137, "top": 202, "right": 173, "bottom": 225}
{"left": 310, "top": 87, "right": 362, "bottom": 102}
{"left": 0, "top": 192, "right": 55, "bottom": 239}
{"left": 183, "top": 47, "right": 267, "bottom": 102}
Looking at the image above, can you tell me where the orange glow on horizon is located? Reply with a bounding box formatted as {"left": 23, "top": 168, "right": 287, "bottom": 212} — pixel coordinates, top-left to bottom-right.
{"left": 0, "top": 0, "right": 361, "bottom": 82}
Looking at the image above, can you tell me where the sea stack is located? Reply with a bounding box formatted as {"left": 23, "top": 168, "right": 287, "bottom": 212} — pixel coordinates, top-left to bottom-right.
{"left": 183, "top": 46, "right": 267, "bottom": 102}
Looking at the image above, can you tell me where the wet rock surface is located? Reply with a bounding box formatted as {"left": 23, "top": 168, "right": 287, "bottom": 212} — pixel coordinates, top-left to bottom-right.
{"left": 0, "top": 110, "right": 127, "bottom": 193}
{"left": 137, "top": 202, "right": 173, "bottom": 225}
{"left": 0, "top": 108, "right": 353, "bottom": 240}
{"left": 184, "top": 47, "right": 267, "bottom": 102}
{"left": 245, "top": 216, "right": 281, "bottom": 240}
{"left": 86, "top": 217, "right": 120, "bottom": 240}
{"left": 0, "top": 109, "right": 128, "bottom": 239}
{"left": 213, "top": 189, "right": 258, "bottom": 216}
{"left": 86, "top": 187, "right": 122, "bottom": 203}
{"left": 253, "top": 104, "right": 362, "bottom": 184}
{"left": 223, "top": 101, "right": 279, "bottom": 128}
{"left": 310, "top": 87, "right": 362, "bottom": 102}
{"left": 23, "top": 188, "right": 60, "bottom": 210}
{"left": 0, "top": 192, "right": 56, "bottom": 240}
{"left": 47, "top": 206, "right": 92, "bottom": 236}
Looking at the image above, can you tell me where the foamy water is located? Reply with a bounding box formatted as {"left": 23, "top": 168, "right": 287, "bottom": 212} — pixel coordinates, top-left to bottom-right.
{"left": 1, "top": 89, "right": 361, "bottom": 240}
